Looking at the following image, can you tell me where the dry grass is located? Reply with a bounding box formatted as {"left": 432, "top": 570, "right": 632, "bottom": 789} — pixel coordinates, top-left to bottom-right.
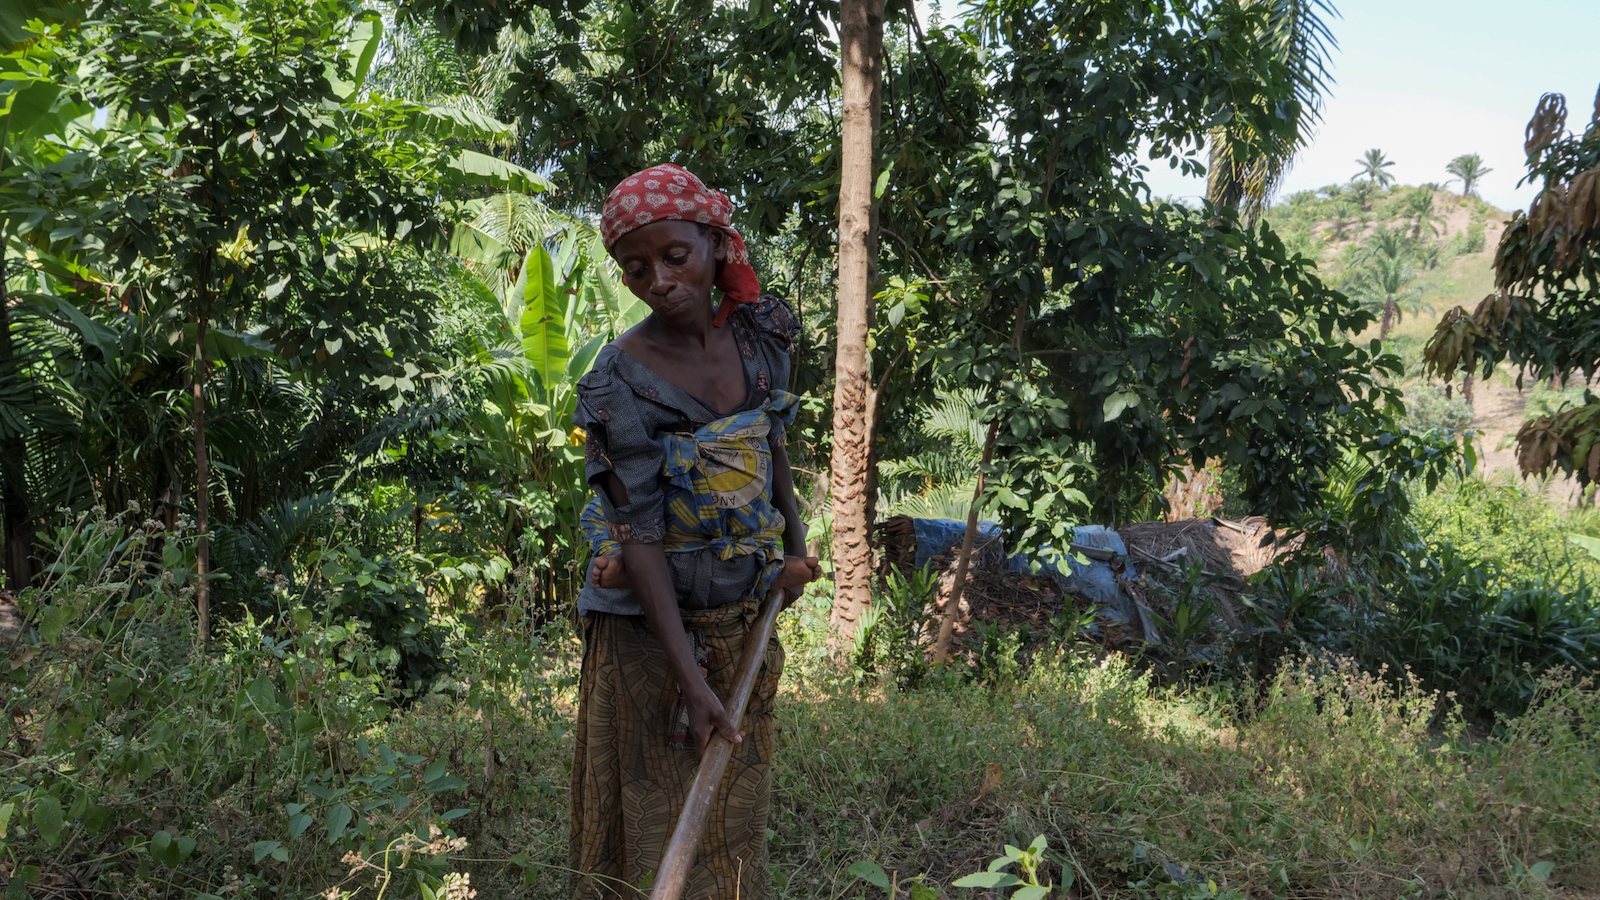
{"left": 386, "top": 613, "right": 1600, "bottom": 900}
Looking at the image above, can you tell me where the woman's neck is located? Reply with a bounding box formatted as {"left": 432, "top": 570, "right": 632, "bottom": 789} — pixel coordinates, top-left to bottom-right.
{"left": 645, "top": 304, "right": 718, "bottom": 349}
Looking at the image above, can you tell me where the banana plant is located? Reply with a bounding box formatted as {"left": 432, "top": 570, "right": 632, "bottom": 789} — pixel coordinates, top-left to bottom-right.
{"left": 454, "top": 199, "right": 645, "bottom": 613}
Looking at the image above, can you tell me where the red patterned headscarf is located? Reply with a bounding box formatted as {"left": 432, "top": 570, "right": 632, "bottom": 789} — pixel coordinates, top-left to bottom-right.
{"left": 600, "top": 163, "right": 761, "bottom": 328}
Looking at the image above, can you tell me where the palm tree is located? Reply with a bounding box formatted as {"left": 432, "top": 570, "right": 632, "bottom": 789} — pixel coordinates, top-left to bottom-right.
{"left": 1347, "top": 177, "right": 1379, "bottom": 211}
{"left": 1445, "top": 153, "right": 1492, "bottom": 199}
{"left": 1206, "top": 0, "right": 1341, "bottom": 223}
{"left": 1361, "top": 225, "right": 1412, "bottom": 261}
{"left": 1346, "top": 227, "right": 1430, "bottom": 338}
{"left": 1326, "top": 199, "right": 1360, "bottom": 240}
{"left": 1351, "top": 257, "right": 1429, "bottom": 338}
{"left": 1398, "top": 187, "right": 1446, "bottom": 241}
{"left": 1353, "top": 148, "right": 1396, "bottom": 187}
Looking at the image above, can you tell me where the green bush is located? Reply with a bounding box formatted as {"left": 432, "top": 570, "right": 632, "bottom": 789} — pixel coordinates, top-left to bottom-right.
{"left": 1444, "top": 220, "right": 1487, "bottom": 256}
{"left": 1232, "top": 472, "right": 1600, "bottom": 724}
{"left": 1412, "top": 474, "right": 1600, "bottom": 587}
{"left": 316, "top": 545, "right": 453, "bottom": 695}
{"left": 1401, "top": 380, "right": 1475, "bottom": 434}
{"left": 2, "top": 509, "right": 482, "bottom": 899}
{"left": 1360, "top": 543, "right": 1600, "bottom": 723}
{"left": 215, "top": 493, "right": 454, "bottom": 696}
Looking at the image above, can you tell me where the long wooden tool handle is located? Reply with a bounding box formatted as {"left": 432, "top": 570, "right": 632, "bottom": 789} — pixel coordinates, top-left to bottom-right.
{"left": 647, "top": 589, "right": 785, "bottom": 900}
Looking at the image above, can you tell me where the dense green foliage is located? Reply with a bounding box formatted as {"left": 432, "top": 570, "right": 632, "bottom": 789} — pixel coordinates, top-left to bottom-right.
{"left": 3, "top": 0, "right": 1599, "bottom": 897}
{"left": 6, "top": 508, "right": 571, "bottom": 897}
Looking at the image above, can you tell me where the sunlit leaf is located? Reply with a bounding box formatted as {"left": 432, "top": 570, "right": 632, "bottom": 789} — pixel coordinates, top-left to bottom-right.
{"left": 846, "top": 860, "right": 890, "bottom": 890}
{"left": 448, "top": 150, "right": 550, "bottom": 194}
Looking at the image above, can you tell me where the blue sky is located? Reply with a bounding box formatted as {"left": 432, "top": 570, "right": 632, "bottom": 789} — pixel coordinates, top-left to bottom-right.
{"left": 1142, "top": 0, "right": 1600, "bottom": 211}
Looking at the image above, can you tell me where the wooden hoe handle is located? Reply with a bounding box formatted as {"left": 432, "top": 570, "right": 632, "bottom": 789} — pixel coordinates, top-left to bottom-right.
{"left": 647, "top": 589, "right": 785, "bottom": 900}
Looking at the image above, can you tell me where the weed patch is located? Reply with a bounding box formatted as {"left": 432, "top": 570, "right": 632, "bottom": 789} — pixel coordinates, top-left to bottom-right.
{"left": 5, "top": 518, "right": 1597, "bottom": 899}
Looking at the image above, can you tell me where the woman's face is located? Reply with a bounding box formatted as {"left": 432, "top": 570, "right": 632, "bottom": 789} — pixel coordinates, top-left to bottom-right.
{"left": 611, "top": 220, "right": 724, "bottom": 321}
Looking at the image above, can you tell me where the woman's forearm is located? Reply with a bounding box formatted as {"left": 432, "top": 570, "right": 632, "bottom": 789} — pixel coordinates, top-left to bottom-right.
{"left": 770, "top": 441, "right": 808, "bottom": 557}
{"left": 619, "top": 541, "right": 715, "bottom": 701}
{"left": 600, "top": 472, "right": 712, "bottom": 702}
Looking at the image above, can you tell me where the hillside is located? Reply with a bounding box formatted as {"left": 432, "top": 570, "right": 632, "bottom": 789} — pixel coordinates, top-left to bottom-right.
{"left": 1263, "top": 183, "right": 1589, "bottom": 501}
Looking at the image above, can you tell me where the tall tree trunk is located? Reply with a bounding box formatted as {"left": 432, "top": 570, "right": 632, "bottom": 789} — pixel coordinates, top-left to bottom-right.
{"left": 1380, "top": 302, "right": 1394, "bottom": 340}
{"left": 1163, "top": 334, "right": 1219, "bottom": 520}
{"left": 193, "top": 314, "right": 211, "bottom": 642}
{"left": 1165, "top": 459, "right": 1223, "bottom": 522}
{"left": 0, "top": 252, "right": 37, "bottom": 591}
{"left": 827, "top": 0, "right": 885, "bottom": 641}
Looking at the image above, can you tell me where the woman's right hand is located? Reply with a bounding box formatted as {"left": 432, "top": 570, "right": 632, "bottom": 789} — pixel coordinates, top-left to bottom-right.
{"left": 686, "top": 683, "right": 743, "bottom": 758}
{"left": 775, "top": 554, "right": 821, "bottom": 608}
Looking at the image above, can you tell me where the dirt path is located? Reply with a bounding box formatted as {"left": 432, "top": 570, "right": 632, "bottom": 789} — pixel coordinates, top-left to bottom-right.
{"left": 1467, "top": 377, "right": 1585, "bottom": 504}
{"left": 0, "top": 594, "right": 21, "bottom": 648}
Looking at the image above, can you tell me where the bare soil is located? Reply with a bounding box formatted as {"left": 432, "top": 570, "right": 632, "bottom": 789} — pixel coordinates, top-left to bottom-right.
{"left": 0, "top": 593, "right": 20, "bottom": 649}
{"left": 1463, "top": 376, "right": 1586, "bottom": 504}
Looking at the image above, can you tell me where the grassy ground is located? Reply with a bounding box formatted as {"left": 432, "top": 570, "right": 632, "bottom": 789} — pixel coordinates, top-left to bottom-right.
{"left": 8, "top": 512, "right": 1599, "bottom": 900}
{"left": 370, "top": 597, "right": 1600, "bottom": 900}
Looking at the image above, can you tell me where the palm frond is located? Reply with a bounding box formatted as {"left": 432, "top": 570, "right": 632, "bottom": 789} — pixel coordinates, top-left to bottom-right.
{"left": 1207, "top": 0, "right": 1340, "bottom": 219}
{"left": 922, "top": 388, "right": 989, "bottom": 449}
{"left": 887, "top": 482, "right": 983, "bottom": 521}
{"left": 472, "top": 191, "right": 551, "bottom": 254}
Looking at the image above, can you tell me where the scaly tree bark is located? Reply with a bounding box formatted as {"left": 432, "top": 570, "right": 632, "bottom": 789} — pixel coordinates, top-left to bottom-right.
{"left": 828, "top": 0, "right": 885, "bottom": 640}
{"left": 0, "top": 253, "right": 37, "bottom": 591}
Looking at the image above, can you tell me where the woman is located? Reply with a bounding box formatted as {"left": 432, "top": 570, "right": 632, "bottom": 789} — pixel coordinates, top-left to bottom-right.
{"left": 569, "top": 163, "right": 820, "bottom": 900}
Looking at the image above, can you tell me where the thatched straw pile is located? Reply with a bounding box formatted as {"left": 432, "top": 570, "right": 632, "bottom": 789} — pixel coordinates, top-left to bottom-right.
{"left": 1116, "top": 516, "right": 1295, "bottom": 629}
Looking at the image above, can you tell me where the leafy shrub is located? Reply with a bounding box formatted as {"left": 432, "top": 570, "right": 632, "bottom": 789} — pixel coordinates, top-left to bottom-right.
{"left": 1362, "top": 543, "right": 1600, "bottom": 723}
{"left": 842, "top": 567, "right": 1094, "bottom": 689}
{"left": 2, "top": 508, "right": 476, "bottom": 898}
{"left": 215, "top": 494, "right": 453, "bottom": 695}
{"left": 1401, "top": 380, "right": 1475, "bottom": 434}
{"left": 1141, "top": 557, "right": 1228, "bottom": 682}
{"left": 849, "top": 567, "right": 940, "bottom": 687}
{"left": 1412, "top": 474, "right": 1600, "bottom": 587}
{"left": 1236, "top": 535, "right": 1599, "bottom": 725}
{"left": 316, "top": 545, "right": 453, "bottom": 695}
{"left": 1444, "top": 221, "right": 1487, "bottom": 256}
{"left": 1233, "top": 562, "right": 1363, "bottom": 681}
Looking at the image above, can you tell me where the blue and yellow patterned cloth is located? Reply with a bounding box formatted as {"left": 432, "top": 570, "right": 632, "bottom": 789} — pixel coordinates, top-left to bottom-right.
{"left": 581, "top": 389, "right": 799, "bottom": 603}
{"left": 572, "top": 295, "right": 803, "bottom": 615}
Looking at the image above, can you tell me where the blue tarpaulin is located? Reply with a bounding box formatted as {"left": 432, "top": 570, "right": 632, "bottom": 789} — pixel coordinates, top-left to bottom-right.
{"left": 910, "top": 518, "right": 1008, "bottom": 569}
{"left": 903, "top": 519, "right": 1143, "bottom": 626}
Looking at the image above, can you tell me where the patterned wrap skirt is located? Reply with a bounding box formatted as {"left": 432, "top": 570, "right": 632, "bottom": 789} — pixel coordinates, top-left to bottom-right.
{"left": 570, "top": 597, "right": 785, "bottom": 900}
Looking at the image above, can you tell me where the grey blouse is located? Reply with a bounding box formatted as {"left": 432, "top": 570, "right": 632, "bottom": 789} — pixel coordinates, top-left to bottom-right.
{"left": 574, "top": 296, "right": 801, "bottom": 616}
